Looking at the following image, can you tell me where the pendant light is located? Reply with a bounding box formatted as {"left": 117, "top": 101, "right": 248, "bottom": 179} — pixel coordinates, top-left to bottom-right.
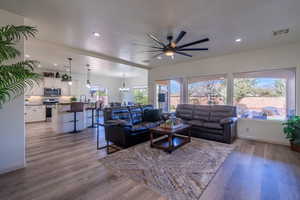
{"left": 68, "top": 58, "right": 73, "bottom": 86}
{"left": 86, "top": 64, "right": 91, "bottom": 89}
{"left": 119, "top": 73, "right": 130, "bottom": 92}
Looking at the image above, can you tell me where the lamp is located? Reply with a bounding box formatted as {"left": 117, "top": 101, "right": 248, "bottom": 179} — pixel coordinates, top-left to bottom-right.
{"left": 119, "top": 73, "right": 130, "bottom": 92}
{"left": 86, "top": 64, "right": 91, "bottom": 88}
{"left": 164, "top": 49, "right": 174, "bottom": 56}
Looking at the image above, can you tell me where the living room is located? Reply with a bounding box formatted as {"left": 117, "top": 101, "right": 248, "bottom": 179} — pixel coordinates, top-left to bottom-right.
{"left": 1, "top": 0, "right": 300, "bottom": 200}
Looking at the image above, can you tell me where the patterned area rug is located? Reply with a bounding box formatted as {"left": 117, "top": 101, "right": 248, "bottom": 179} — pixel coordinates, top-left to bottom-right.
{"left": 100, "top": 138, "right": 235, "bottom": 200}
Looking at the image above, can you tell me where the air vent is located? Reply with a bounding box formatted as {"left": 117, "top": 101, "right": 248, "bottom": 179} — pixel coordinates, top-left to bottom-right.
{"left": 273, "top": 28, "right": 289, "bottom": 36}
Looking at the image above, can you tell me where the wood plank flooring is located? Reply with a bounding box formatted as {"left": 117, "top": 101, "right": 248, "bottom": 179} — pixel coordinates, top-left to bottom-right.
{"left": 0, "top": 122, "right": 165, "bottom": 200}
{"left": 0, "top": 121, "right": 300, "bottom": 200}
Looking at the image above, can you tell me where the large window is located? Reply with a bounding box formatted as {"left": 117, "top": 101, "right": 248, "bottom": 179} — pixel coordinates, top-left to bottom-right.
{"left": 90, "top": 87, "right": 109, "bottom": 106}
{"left": 233, "top": 69, "right": 296, "bottom": 120}
{"left": 188, "top": 75, "right": 227, "bottom": 105}
{"left": 133, "top": 86, "right": 148, "bottom": 105}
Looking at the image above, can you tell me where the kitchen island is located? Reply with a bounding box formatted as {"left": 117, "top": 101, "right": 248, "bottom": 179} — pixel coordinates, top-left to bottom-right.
{"left": 52, "top": 103, "right": 97, "bottom": 133}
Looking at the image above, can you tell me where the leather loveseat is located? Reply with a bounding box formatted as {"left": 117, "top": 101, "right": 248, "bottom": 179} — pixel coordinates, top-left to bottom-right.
{"left": 103, "top": 105, "right": 162, "bottom": 148}
{"left": 176, "top": 104, "right": 237, "bottom": 144}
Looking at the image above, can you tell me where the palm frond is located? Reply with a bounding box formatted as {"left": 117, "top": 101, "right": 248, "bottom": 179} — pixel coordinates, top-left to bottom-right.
{"left": 0, "top": 60, "right": 42, "bottom": 105}
{"left": 0, "top": 40, "right": 20, "bottom": 63}
{"left": 0, "top": 25, "right": 37, "bottom": 42}
{"left": 0, "top": 25, "right": 41, "bottom": 107}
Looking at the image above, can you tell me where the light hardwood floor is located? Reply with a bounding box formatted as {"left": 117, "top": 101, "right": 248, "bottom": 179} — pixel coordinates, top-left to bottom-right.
{"left": 0, "top": 122, "right": 300, "bottom": 200}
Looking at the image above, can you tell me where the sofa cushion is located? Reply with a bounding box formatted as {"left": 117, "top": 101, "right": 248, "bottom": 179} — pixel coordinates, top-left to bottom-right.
{"left": 210, "top": 105, "right": 237, "bottom": 122}
{"left": 129, "top": 106, "right": 143, "bottom": 125}
{"left": 187, "top": 120, "right": 204, "bottom": 127}
{"left": 176, "top": 104, "right": 194, "bottom": 120}
{"left": 144, "top": 109, "right": 161, "bottom": 122}
{"left": 202, "top": 122, "right": 223, "bottom": 130}
{"left": 111, "top": 107, "right": 132, "bottom": 123}
{"left": 193, "top": 105, "right": 211, "bottom": 121}
{"left": 130, "top": 124, "right": 148, "bottom": 132}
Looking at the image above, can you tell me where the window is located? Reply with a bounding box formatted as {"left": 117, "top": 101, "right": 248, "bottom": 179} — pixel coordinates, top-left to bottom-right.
{"left": 90, "top": 87, "right": 109, "bottom": 106}
{"left": 188, "top": 75, "right": 227, "bottom": 105}
{"left": 233, "top": 69, "right": 296, "bottom": 120}
{"left": 133, "top": 86, "right": 148, "bottom": 105}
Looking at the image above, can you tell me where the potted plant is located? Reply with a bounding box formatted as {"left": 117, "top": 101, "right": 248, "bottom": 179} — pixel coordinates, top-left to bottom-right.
{"left": 0, "top": 25, "right": 41, "bottom": 108}
{"left": 282, "top": 116, "right": 300, "bottom": 152}
{"left": 70, "top": 96, "right": 77, "bottom": 102}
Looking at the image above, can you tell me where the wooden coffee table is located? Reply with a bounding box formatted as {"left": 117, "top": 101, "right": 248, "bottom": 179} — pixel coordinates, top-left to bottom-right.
{"left": 149, "top": 124, "right": 191, "bottom": 153}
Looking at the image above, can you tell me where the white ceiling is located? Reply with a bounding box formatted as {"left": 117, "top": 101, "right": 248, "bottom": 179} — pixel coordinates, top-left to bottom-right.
{"left": 25, "top": 40, "right": 147, "bottom": 78}
{"left": 1, "top": 0, "right": 300, "bottom": 72}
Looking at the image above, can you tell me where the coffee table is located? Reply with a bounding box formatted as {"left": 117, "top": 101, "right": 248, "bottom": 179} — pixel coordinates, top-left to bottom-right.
{"left": 149, "top": 124, "right": 191, "bottom": 153}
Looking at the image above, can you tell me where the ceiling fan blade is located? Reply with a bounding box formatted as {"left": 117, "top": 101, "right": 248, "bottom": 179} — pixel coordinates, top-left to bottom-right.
{"left": 139, "top": 50, "right": 162, "bottom": 53}
{"left": 177, "top": 48, "right": 208, "bottom": 51}
{"left": 151, "top": 53, "right": 164, "bottom": 59}
{"left": 132, "top": 43, "right": 163, "bottom": 49}
{"left": 147, "top": 33, "right": 166, "bottom": 47}
{"left": 174, "top": 31, "right": 186, "bottom": 44}
{"left": 175, "top": 51, "right": 192, "bottom": 57}
{"left": 177, "top": 38, "right": 210, "bottom": 49}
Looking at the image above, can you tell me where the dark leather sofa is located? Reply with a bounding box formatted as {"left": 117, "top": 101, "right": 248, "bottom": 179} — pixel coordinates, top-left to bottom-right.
{"left": 103, "top": 105, "right": 162, "bottom": 148}
{"left": 176, "top": 104, "right": 237, "bottom": 144}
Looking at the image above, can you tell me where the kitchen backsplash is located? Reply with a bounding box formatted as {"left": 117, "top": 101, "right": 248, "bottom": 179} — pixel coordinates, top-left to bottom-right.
{"left": 25, "top": 96, "right": 73, "bottom": 104}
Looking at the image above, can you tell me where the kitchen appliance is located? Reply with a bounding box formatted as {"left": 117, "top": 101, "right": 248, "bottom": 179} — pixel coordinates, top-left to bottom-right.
{"left": 44, "top": 88, "right": 61, "bottom": 97}
{"left": 43, "top": 98, "right": 59, "bottom": 121}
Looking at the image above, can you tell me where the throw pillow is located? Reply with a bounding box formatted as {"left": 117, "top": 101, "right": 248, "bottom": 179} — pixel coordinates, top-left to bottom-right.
{"left": 143, "top": 109, "right": 161, "bottom": 122}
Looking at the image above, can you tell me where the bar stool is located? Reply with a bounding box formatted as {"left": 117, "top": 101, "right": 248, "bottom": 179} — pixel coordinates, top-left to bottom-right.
{"left": 69, "top": 102, "right": 84, "bottom": 133}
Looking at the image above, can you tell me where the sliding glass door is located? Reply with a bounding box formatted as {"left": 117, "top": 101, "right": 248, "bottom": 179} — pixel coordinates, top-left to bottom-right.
{"left": 155, "top": 79, "right": 183, "bottom": 112}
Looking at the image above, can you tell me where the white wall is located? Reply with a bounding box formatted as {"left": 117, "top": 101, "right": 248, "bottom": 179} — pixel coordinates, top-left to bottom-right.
{"left": 0, "top": 9, "right": 26, "bottom": 174}
{"left": 72, "top": 73, "right": 123, "bottom": 102}
{"left": 149, "top": 42, "right": 300, "bottom": 145}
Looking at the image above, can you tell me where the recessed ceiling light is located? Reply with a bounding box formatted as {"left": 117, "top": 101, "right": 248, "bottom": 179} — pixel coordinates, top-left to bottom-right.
{"left": 37, "top": 64, "right": 42, "bottom": 68}
{"left": 235, "top": 38, "right": 242, "bottom": 43}
{"left": 54, "top": 63, "right": 58, "bottom": 66}
{"left": 25, "top": 54, "right": 30, "bottom": 58}
{"left": 93, "top": 32, "right": 101, "bottom": 37}
{"left": 157, "top": 56, "right": 162, "bottom": 60}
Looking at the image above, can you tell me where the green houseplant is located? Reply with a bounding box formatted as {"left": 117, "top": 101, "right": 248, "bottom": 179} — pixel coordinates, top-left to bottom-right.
{"left": 70, "top": 96, "right": 77, "bottom": 102}
{"left": 0, "top": 25, "right": 41, "bottom": 108}
{"left": 282, "top": 116, "right": 300, "bottom": 152}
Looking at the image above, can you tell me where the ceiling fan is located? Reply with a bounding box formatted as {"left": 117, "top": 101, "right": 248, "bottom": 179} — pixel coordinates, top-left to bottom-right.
{"left": 144, "top": 31, "right": 209, "bottom": 59}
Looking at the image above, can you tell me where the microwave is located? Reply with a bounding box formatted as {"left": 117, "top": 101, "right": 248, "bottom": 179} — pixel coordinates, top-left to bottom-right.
{"left": 44, "top": 88, "right": 62, "bottom": 97}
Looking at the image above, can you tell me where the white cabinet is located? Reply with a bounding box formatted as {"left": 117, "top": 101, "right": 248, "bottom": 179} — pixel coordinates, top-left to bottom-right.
{"left": 61, "top": 81, "right": 70, "bottom": 96}
{"left": 25, "top": 105, "right": 46, "bottom": 123}
{"left": 25, "top": 77, "right": 80, "bottom": 97}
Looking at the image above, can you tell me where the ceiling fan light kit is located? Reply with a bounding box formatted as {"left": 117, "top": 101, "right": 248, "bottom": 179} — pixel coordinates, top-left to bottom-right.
{"left": 145, "top": 31, "right": 209, "bottom": 60}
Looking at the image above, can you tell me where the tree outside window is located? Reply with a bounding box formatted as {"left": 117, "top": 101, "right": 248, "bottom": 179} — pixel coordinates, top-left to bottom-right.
{"left": 188, "top": 79, "right": 227, "bottom": 105}
{"left": 133, "top": 87, "right": 148, "bottom": 105}
{"left": 234, "top": 78, "right": 290, "bottom": 120}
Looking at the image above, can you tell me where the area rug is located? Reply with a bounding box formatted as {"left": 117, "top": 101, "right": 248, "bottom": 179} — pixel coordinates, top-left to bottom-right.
{"left": 100, "top": 138, "right": 235, "bottom": 200}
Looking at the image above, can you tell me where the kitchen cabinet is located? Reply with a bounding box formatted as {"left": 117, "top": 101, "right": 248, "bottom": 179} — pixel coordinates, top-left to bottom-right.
{"left": 25, "top": 76, "right": 81, "bottom": 97}
{"left": 61, "top": 81, "right": 70, "bottom": 96}
{"left": 25, "top": 105, "right": 46, "bottom": 123}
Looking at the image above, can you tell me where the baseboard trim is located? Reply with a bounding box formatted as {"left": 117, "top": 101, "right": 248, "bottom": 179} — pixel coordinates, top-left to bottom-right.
{"left": 237, "top": 135, "right": 289, "bottom": 146}
{"left": 0, "top": 164, "right": 25, "bottom": 175}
